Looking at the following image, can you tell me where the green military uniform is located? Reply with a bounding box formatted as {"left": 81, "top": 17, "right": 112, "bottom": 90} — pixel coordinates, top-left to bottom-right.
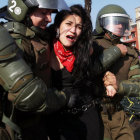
{"left": 95, "top": 35, "right": 139, "bottom": 140}
{"left": 4, "top": 22, "right": 52, "bottom": 140}
{"left": 102, "top": 110, "right": 133, "bottom": 140}
{"left": 0, "top": 0, "right": 70, "bottom": 140}
{"left": 93, "top": 4, "right": 140, "bottom": 140}
{"left": 3, "top": 22, "right": 51, "bottom": 87}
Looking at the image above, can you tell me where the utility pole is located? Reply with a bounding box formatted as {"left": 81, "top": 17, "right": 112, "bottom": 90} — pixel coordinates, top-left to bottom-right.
{"left": 85, "top": 0, "right": 92, "bottom": 17}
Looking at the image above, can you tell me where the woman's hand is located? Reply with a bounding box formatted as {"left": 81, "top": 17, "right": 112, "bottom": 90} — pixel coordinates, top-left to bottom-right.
{"left": 103, "top": 71, "right": 118, "bottom": 97}
{"left": 105, "top": 85, "right": 116, "bottom": 97}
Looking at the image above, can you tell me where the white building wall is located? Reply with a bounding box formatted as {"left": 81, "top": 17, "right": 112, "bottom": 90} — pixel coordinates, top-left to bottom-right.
{"left": 136, "top": 7, "right": 140, "bottom": 50}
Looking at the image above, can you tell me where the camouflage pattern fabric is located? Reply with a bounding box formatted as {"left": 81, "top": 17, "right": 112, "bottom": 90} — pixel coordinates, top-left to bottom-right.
{"left": 121, "top": 97, "right": 140, "bottom": 122}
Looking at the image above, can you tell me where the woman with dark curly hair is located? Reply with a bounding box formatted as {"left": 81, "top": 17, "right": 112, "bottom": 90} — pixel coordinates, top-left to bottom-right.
{"left": 46, "top": 4, "right": 123, "bottom": 140}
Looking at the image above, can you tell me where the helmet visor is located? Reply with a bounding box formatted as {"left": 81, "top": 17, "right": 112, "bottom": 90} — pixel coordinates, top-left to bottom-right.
{"left": 37, "top": 0, "right": 70, "bottom": 12}
{"left": 100, "top": 13, "right": 131, "bottom": 36}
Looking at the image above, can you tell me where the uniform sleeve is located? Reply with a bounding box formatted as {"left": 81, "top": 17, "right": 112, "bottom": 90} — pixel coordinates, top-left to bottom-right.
{"left": 90, "top": 41, "right": 122, "bottom": 75}
{"left": 0, "top": 25, "right": 69, "bottom": 113}
{"left": 118, "top": 47, "right": 140, "bottom": 97}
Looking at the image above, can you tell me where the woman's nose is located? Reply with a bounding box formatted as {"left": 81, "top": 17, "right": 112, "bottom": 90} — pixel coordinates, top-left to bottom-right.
{"left": 70, "top": 26, "right": 76, "bottom": 33}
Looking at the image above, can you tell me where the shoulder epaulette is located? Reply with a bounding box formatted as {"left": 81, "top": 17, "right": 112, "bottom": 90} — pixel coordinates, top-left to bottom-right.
{"left": 3, "top": 22, "right": 35, "bottom": 38}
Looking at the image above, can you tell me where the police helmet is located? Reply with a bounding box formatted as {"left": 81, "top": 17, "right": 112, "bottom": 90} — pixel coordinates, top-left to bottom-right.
{"left": 95, "top": 4, "right": 131, "bottom": 37}
{"left": 8, "top": 0, "right": 69, "bottom": 22}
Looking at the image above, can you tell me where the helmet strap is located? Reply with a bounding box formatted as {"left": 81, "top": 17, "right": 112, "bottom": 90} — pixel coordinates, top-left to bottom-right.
{"left": 23, "top": 16, "right": 33, "bottom": 27}
{"left": 106, "top": 30, "right": 120, "bottom": 40}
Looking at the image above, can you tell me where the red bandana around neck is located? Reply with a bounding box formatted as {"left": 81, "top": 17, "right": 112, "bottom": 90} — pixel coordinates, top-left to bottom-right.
{"left": 54, "top": 40, "right": 75, "bottom": 72}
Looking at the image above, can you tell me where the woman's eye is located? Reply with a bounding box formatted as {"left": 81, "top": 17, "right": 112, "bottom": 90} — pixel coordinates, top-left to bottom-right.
{"left": 66, "top": 23, "right": 71, "bottom": 26}
{"left": 77, "top": 25, "right": 82, "bottom": 30}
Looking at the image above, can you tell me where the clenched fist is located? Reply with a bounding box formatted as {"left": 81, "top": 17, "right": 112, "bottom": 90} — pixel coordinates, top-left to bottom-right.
{"left": 103, "top": 71, "right": 118, "bottom": 97}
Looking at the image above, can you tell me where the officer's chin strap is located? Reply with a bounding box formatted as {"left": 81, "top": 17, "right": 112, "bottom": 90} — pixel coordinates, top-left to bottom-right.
{"left": 106, "top": 30, "right": 120, "bottom": 40}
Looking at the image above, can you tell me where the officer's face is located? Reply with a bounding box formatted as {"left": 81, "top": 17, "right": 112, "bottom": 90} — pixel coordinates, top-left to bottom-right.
{"left": 59, "top": 14, "right": 82, "bottom": 50}
{"left": 106, "top": 23, "right": 124, "bottom": 36}
{"left": 30, "top": 8, "right": 53, "bottom": 29}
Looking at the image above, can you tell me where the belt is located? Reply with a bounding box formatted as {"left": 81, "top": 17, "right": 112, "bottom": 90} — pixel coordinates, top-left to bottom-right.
{"left": 102, "top": 103, "right": 122, "bottom": 115}
{"left": 62, "top": 99, "right": 101, "bottom": 115}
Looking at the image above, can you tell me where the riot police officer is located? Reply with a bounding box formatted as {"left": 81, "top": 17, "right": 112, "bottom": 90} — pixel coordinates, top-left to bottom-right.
{"left": 93, "top": 4, "right": 140, "bottom": 140}
{"left": 0, "top": 0, "right": 69, "bottom": 140}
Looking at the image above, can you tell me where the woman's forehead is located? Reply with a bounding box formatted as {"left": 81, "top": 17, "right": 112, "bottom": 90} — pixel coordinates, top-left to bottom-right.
{"left": 64, "top": 14, "right": 82, "bottom": 24}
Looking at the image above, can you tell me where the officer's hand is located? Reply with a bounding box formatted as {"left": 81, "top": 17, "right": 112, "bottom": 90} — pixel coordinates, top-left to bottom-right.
{"left": 103, "top": 71, "right": 118, "bottom": 90}
{"left": 116, "top": 44, "right": 127, "bottom": 56}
